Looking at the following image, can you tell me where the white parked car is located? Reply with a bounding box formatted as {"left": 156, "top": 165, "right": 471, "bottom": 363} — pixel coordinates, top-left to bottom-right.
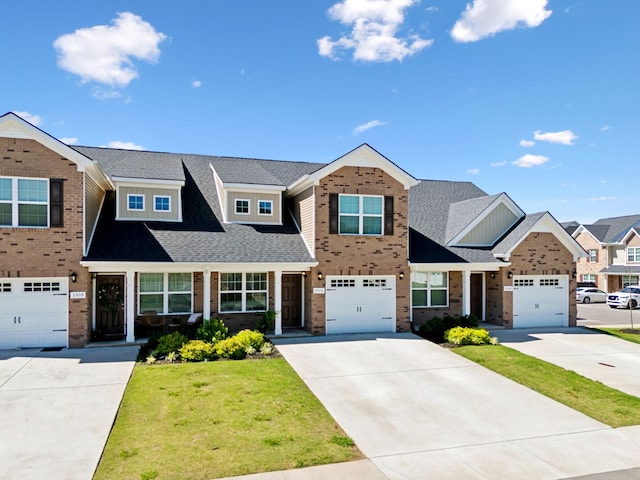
{"left": 607, "top": 285, "right": 640, "bottom": 309}
{"left": 576, "top": 288, "right": 607, "bottom": 304}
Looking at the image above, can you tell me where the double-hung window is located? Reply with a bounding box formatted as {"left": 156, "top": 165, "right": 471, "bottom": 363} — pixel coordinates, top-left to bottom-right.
{"left": 220, "top": 272, "right": 268, "bottom": 312}
{"left": 339, "top": 194, "right": 383, "bottom": 235}
{"left": 411, "top": 272, "right": 448, "bottom": 307}
{"left": 0, "top": 177, "right": 49, "bottom": 227}
{"left": 582, "top": 274, "right": 596, "bottom": 283}
{"left": 589, "top": 249, "right": 598, "bottom": 263}
{"left": 627, "top": 247, "right": 640, "bottom": 263}
{"left": 138, "top": 273, "right": 192, "bottom": 314}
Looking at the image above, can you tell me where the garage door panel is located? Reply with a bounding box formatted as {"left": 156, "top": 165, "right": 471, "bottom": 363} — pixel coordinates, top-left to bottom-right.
{"left": 513, "top": 275, "right": 568, "bottom": 328}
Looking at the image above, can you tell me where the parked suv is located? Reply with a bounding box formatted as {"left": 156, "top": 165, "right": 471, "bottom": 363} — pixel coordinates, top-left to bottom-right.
{"left": 607, "top": 285, "right": 640, "bottom": 309}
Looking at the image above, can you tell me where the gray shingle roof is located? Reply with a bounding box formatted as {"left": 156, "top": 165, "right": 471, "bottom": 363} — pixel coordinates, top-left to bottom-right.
{"left": 585, "top": 214, "right": 640, "bottom": 243}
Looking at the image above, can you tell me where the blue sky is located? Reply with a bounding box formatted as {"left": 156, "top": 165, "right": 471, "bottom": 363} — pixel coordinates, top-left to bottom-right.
{"left": 2, "top": 1, "right": 638, "bottom": 224}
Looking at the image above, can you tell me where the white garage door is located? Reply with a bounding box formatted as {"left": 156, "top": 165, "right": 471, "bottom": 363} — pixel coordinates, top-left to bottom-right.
{"left": 512, "top": 275, "right": 568, "bottom": 328}
{"left": 325, "top": 275, "right": 396, "bottom": 334}
{"left": 0, "top": 278, "right": 69, "bottom": 350}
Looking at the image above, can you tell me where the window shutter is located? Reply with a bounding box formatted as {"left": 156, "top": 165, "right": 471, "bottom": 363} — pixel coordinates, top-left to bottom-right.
{"left": 329, "top": 193, "right": 338, "bottom": 234}
{"left": 384, "top": 196, "right": 393, "bottom": 235}
{"left": 50, "top": 179, "right": 63, "bottom": 227}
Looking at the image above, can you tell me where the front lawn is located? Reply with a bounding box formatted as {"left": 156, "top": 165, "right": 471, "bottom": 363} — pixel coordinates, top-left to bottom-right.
{"left": 454, "top": 345, "right": 640, "bottom": 427}
{"left": 595, "top": 327, "right": 640, "bottom": 345}
{"left": 94, "top": 358, "right": 361, "bottom": 480}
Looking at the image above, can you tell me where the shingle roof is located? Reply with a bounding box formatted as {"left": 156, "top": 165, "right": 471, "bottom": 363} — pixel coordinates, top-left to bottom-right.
{"left": 582, "top": 214, "right": 640, "bottom": 243}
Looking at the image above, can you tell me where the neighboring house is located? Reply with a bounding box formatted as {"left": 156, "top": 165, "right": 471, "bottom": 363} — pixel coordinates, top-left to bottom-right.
{"left": 0, "top": 112, "right": 585, "bottom": 349}
{"left": 570, "top": 215, "right": 640, "bottom": 292}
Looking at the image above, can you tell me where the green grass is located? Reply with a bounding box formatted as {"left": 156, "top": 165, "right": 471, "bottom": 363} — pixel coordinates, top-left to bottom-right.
{"left": 595, "top": 327, "right": 640, "bottom": 345}
{"left": 94, "top": 358, "right": 361, "bottom": 480}
{"left": 454, "top": 345, "right": 640, "bottom": 427}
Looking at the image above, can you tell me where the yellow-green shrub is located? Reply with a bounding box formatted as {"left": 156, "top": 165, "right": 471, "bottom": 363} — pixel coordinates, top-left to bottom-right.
{"left": 234, "top": 329, "right": 265, "bottom": 351}
{"left": 444, "top": 327, "right": 495, "bottom": 346}
{"left": 179, "top": 340, "right": 217, "bottom": 361}
{"left": 215, "top": 337, "right": 246, "bottom": 359}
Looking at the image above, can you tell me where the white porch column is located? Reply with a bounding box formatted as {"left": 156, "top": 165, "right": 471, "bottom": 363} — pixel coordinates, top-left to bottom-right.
{"left": 274, "top": 270, "right": 282, "bottom": 335}
{"left": 462, "top": 270, "right": 471, "bottom": 317}
{"left": 125, "top": 269, "right": 136, "bottom": 343}
{"left": 203, "top": 267, "right": 211, "bottom": 320}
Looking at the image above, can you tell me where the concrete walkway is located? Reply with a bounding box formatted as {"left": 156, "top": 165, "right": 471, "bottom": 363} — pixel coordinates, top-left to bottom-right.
{"left": 0, "top": 346, "right": 138, "bottom": 480}
{"left": 220, "top": 332, "right": 640, "bottom": 480}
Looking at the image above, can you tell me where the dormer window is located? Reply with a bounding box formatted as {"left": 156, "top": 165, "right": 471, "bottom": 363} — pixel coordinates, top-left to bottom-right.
{"left": 127, "top": 194, "right": 144, "bottom": 211}
{"left": 154, "top": 195, "right": 171, "bottom": 212}
{"left": 235, "top": 199, "right": 250, "bottom": 215}
{"left": 258, "top": 200, "right": 272, "bottom": 215}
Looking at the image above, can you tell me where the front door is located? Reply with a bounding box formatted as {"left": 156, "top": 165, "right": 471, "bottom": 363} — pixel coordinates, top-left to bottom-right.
{"left": 281, "top": 274, "right": 302, "bottom": 328}
{"left": 470, "top": 273, "right": 483, "bottom": 320}
{"left": 95, "top": 275, "right": 125, "bottom": 339}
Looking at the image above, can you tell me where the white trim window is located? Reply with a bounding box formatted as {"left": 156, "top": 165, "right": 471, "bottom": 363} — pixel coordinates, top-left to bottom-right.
{"left": 235, "top": 199, "right": 250, "bottom": 215}
{"left": 339, "top": 194, "right": 383, "bottom": 235}
{"left": 138, "top": 273, "right": 192, "bottom": 314}
{"left": 258, "top": 200, "right": 272, "bottom": 216}
{"left": 582, "top": 274, "right": 596, "bottom": 283}
{"left": 627, "top": 247, "right": 640, "bottom": 263}
{"left": 0, "top": 177, "right": 49, "bottom": 227}
{"left": 154, "top": 195, "right": 171, "bottom": 212}
{"left": 127, "top": 194, "right": 145, "bottom": 211}
{"left": 411, "top": 272, "right": 448, "bottom": 307}
{"left": 623, "top": 275, "right": 640, "bottom": 288}
{"left": 220, "top": 272, "right": 268, "bottom": 312}
{"left": 589, "top": 249, "right": 598, "bottom": 263}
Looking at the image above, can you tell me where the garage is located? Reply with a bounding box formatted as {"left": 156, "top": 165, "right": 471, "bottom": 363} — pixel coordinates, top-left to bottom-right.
{"left": 512, "top": 275, "right": 568, "bottom": 328}
{"left": 325, "top": 275, "right": 396, "bottom": 334}
{"left": 0, "top": 277, "right": 68, "bottom": 350}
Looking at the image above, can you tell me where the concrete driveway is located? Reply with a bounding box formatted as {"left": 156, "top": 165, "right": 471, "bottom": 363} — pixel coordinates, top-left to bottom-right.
{"left": 274, "top": 333, "right": 640, "bottom": 480}
{"left": 0, "top": 346, "right": 138, "bottom": 480}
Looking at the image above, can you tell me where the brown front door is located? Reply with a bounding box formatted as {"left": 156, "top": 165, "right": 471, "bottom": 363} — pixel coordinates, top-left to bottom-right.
{"left": 95, "top": 275, "right": 125, "bottom": 338}
{"left": 281, "top": 274, "right": 302, "bottom": 328}
{"left": 470, "top": 273, "right": 483, "bottom": 320}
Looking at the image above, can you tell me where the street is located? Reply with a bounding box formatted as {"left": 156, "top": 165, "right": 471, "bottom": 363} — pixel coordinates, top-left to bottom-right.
{"left": 578, "top": 303, "right": 640, "bottom": 328}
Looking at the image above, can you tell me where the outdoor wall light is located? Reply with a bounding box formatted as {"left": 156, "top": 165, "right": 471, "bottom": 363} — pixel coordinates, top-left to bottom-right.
{"left": 490, "top": 272, "right": 496, "bottom": 279}
{"left": 572, "top": 270, "right": 577, "bottom": 278}
{"left": 317, "top": 272, "right": 323, "bottom": 281}
{"left": 399, "top": 271, "right": 404, "bottom": 280}
{"left": 70, "top": 271, "right": 78, "bottom": 283}
{"left": 302, "top": 272, "right": 307, "bottom": 278}
{"left": 507, "top": 271, "right": 513, "bottom": 279}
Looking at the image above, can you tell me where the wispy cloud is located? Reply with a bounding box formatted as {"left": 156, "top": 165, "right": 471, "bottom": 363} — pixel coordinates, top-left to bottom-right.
{"left": 53, "top": 12, "right": 167, "bottom": 88}
{"left": 14, "top": 111, "right": 42, "bottom": 126}
{"left": 451, "top": 0, "right": 552, "bottom": 43}
{"left": 59, "top": 137, "right": 79, "bottom": 145}
{"left": 103, "top": 140, "right": 145, "bottom": 150}
{"left": 490, "top": 161, "right": 507, "bottom": 167}
{"left": 533, "top": 129, "right": 578, "bottom": 145}
{"left": 519, "top": 139, "right": 535, "bottom": 147}
{"left": 352, "top": 119, "right": 386, "bottom": 135}
{"left": 192, "top": 80, "right": 202, "bottom": 88}
{"left": 512, "top": 154, "right": 549, "bottom": 168}
{"left": 589, "top": 196, "right": 615, "bottom": 202}
{"left": 600, "top": 125, "right": 612, "bottom": 132}
{"left": 318, "top": 0, "right": 433, "bottom": 62}
{"left": 467, "top": 168, "right": 480, "bottom": 175}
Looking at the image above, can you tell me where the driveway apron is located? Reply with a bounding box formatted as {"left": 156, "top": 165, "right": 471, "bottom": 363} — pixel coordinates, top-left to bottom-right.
{"left": 274, "top": 333, "right": 640, "bottom": 480}
{"left": 0, "top": 346, "right": 138, "bottom": 480}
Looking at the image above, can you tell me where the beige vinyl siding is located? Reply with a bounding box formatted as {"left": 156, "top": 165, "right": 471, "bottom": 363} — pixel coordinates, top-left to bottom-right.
{"left": 118, "top": 186, "right": 180, "bottom": 221}
{"left": 227, "top": 191, "right": 281, "bottom": 224}
{"left": 84, "top": 174, "right": 105, "bottom": 248}
{"left": 458, "top": 203, "right": 518, "bottom": 245}
{"left": 292, "top": 187, "right": 314, "bottom": 256}
{"left": 611, "top": 245, "right": 626, "bottom": 265}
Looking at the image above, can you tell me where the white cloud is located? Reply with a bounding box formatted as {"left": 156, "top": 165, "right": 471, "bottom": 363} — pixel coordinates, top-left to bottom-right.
{"left": 600, "top": 124, "right": 612, "bottom": 132}
{"left": 352, "top": 119, "right": 387, "bottom": 135}
{"left": 589, "top": 196, "right": 615, "bottom": 202}
{"left": 533, "top": 129, "right": 578, "bottom": 145}
{"left": 59, "top": 137, "right": 79, "bottom": 145}
{"left": 519, "top": 139, "right": 535, "bottom": 147}
{"left": 91, "top": 88, "right": 124, "bottom": 100}
{"left": 14, "top": 111, "right": 42, "bottom": 126}
{"left": 512, "top": 154, "right": 549, "bottom": 168}
{"left": 451, "top": 0, "right": 552, "bottom": 43}
{"left": 53, "top": 12, "right": 167, "bottom": 87}
{"left": 490, "top": 161, "right": 507, "bottom": 167}
{"left": 104, "top": 141, "right": 145, "bottom": 150}
{"left": 318, "top": 0, "right": 433, "bottom": 62}
{"left": 467, "top": 168, "right": 480, "bottom": 175}
{"left": 426, "top": 6, "right": 438, "bottom": 12}
{"left": 192, "top": 80, "right": 202, "bottom": 88}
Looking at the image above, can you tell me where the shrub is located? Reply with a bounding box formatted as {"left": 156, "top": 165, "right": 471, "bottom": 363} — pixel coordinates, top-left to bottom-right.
{"left": 256, "top": 310, "right": 277, "bottom": 333}
{"left": 260, "top": 343, "right": 275, "bottom": 355}
{"left": 179, "top": 340, "right": 218, "bottom": 362}
{"left": 444, "top": 326, "right": 495, "bottom": 346}
{"left": 155, "top": 331, "right": 189, "bottom": 357}
{"left": 196, "top": 318, "right": 229, "bottom": 343}
{"left": 418, "top": 314, "right": 479, "bottom": 343}
{"left": 216, "top": 337, "right": 247, "bottom": 360}
{"left": 137, "top": 336, "right": 160, "bottom": 362}
{"left": 234, "top": 329, "right": 266, "bottom": 351}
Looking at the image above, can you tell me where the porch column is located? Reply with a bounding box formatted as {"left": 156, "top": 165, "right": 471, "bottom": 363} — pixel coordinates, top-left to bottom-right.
{"left": 462, "top": 270, "right": 471, "bottom": 317}
{"left": 125, "top": 270, "right": 136, "bottom": 343}
{"left": 203, "top": 267, "right": 211, "bottom": 320}
{"left": 274, "top": 270, "right": 282, "bottom": 335}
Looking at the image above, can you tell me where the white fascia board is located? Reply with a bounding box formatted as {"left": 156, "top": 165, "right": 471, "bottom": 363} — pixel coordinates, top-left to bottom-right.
{"left": 0, "top": 112, "right": 94, "bottom": 171}
{"left": 448, "top": 193, "right": 524, "bottom": 247}
{"left": 81, "top": 261, "right": 319, "bottom": 272}
{"left": 572, "top": 224, "right": 604, "bottom": 245}
{"left": 499, "top": 212, "right": 587, "bottom": 262}
{"left": 224, "top": 183, "right": 286, "bottom": 192}
{"left": 287, "top": 175, "right": 314, "bottom": 197}
{"left": 408, "top": 262, "right": 509, "bottom": 271}
{"left": 620, "top": 228, "right": 640, "bottom": 244}
{"left": 112, "top": 177, "right": 185, "bottom": 187}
